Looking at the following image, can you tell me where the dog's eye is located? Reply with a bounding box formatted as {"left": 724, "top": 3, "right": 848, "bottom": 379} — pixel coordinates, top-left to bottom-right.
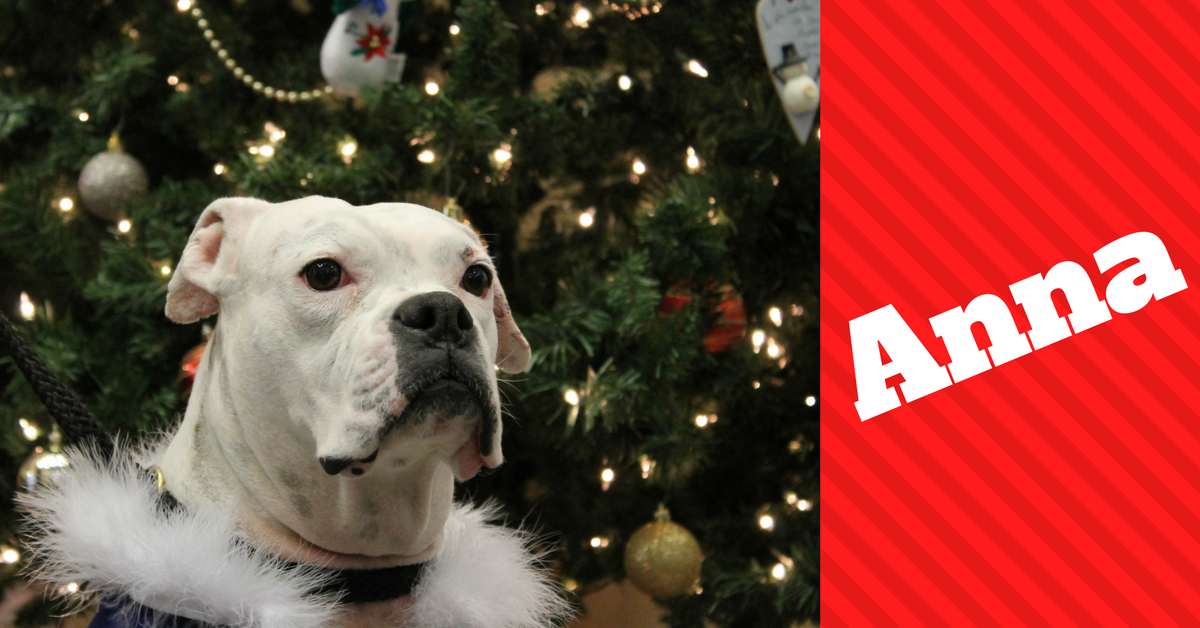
{"left": 461, "top": 265, "right": 492, "bottom": 297}
{"left": 303, "top": 259, "right": 343, "bottom": 291}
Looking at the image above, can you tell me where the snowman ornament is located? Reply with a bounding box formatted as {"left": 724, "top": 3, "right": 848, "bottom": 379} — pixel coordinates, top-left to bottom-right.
{"left": 320, "top": 0, "right": 413, "bottom": 96}
{"left": 757, "top": 0, "right": 820, "bottom": 144}
{"left": 774, "top": 45, "right": 819, "bottom": 115}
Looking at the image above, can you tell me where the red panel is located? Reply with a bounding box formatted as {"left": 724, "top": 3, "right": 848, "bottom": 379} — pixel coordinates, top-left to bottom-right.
{"left": 822, "top": 1, "right": 1200, "bottom": 625}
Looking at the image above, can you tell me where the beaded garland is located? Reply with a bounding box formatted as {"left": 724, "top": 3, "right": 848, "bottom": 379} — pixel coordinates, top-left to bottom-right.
{"left": 183, "top": 4, "right": 333, "bottom": 103}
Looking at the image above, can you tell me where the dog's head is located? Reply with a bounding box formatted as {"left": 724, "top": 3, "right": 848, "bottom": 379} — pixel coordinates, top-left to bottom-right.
{"left": 164, "top": 196, "right": 529, "bottom": 483}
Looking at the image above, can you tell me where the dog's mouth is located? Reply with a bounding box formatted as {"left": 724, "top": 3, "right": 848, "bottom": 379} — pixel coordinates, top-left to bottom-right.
{"left": 320, "top": 366, "right": 494, "bottom": 478}
{"left": 393, "top": 372, "right": 491, "bottom": 429}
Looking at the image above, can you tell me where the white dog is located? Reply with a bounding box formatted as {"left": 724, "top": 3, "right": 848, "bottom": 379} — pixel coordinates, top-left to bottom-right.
{"left": 23, "top": 197, "right": 567, "bottom": 628}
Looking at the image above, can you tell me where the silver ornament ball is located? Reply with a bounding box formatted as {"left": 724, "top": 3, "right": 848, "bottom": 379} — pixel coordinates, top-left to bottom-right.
{"left": 78, "top": 151, "right": 149, "bottom": 221}
{"left": 18, "top": 426, "right": 70, "bottom": 492}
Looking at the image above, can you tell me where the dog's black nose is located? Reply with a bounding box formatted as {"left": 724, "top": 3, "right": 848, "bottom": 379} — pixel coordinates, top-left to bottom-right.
{"left": 394, "top": 292, "right": 474, "bottom": 344}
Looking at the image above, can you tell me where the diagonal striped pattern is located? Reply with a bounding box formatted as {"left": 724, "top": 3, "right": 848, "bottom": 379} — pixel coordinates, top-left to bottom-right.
{"left": 822, "top": 1, "right": 1200, "bottom": 625}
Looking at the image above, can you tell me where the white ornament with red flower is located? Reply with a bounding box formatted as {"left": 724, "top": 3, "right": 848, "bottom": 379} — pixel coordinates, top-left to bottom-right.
{"left": 320, "top": 0, "right": 408, "bottom": 96}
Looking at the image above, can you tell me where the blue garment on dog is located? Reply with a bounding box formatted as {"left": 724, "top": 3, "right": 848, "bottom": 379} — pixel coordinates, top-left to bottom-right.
{"left": 89, "top": 596, "right": 210, "bottom": 628}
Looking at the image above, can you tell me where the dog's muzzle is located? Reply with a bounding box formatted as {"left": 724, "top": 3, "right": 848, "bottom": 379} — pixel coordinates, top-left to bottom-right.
{"left": 319, "top": 292, "right": 495, "bottom": 477}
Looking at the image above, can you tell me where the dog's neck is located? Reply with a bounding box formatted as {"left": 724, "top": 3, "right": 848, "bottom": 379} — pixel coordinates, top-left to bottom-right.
{"left": 159, "top": 329, "right": 455, "bottom": 569}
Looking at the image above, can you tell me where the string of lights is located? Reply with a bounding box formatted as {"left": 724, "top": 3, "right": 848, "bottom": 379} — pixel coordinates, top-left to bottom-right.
{"left": 558, "top": 297, "right": 815, "bottom": 586}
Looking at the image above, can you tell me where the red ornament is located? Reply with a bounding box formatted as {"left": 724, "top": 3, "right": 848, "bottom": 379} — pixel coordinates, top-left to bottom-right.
{"left": 179, "top": 339, "right": 208, "bottom": 397}
{"left": 659, "top": 282, "right": 693, "bottom": 316}
{"left": 355, "top": 24, "right": 392, "bottom": 61}
{"left": 658, "top": 282, "right": 747, "bottom": 354}
{"left": 703, "top": 284, "right": 746, "bottom": 353}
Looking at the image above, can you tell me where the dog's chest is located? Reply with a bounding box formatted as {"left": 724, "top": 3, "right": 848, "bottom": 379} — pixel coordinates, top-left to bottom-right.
{"left": 330, "top": 596, "right": 415, "bottom": 627}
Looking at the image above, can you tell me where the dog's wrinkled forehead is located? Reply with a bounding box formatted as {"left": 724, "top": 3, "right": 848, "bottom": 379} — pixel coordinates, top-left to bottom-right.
{"left": 241, "top": 198, "right": 487, "bottom": 282}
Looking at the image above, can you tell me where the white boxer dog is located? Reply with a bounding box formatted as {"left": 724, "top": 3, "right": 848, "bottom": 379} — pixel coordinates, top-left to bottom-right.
{"left": 23, "top": 197, "right": 566, "bottom": 628}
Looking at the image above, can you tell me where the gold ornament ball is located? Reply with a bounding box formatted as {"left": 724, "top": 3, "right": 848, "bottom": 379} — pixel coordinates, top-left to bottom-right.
{"left": 78, "top": 151, "right": 148, "bottom": 221}
{"left": 623, "top": 519, "right": 703, "bottom": 599}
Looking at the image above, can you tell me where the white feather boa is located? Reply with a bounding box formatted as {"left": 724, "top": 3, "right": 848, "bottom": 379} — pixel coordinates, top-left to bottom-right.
{"left": 18, "top": 445, "right": 571, "bottom": 628}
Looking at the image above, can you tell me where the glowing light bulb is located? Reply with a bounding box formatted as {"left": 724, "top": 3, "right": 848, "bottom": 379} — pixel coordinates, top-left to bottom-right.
{"left": 78, "top": 112, "right": 89, "bottom": 122}
{"left": 687, "top": 60, "right": 708, "bottom": 77}
{"left": 167, "top": 75, "right": 179, "bottom": 86}
{"left": 564, "top": 389, "right": 580, "bottom": 405}
{"left": 805, "top": 396, "right": 816, "bottom": 407}
{"left": 590, "top": 537, "right": 602, "bottom": 548}
{"left": 573, "top": 6, "right": 591, "bottom": 26}
{"left": 418, "top": 150, "right": 435, "bottom": 164}
{"left": 766, "top": 341, "right": 781, "bottom": 358}
{"left": 58, "top": 198, "right": 73, "bottom": 212}
{"left": 579, "top": 212, "right": 594, "bottom": 228}
{"left": 425, "top": 82, "right": 440, "bottom": 96}
{"left": 751, "top": 330, "right": 765, "bottom": 348}
{"left": 449, "top": 24, "right": 460, "bottom": 35}
{"left": 22, "top": 425, "right": 37, "bottom": 440}
{"left": 771, "top": 563, "right": 787, "bottom": 580}
{"left": 117, "top": 220, "right": 131, "bottom": 233}
{"left": 785, "top": 492, "right": 798, "bottom": 505}
{"left": 535, "top": 4, "right": 547, "bottom": 15}
{"left": 259, "top": 145, "right": 275, "bottom": 158}
{"left": 640, "top": 456, "right": 655, "bottom": 478}
{"left": 18, "top": 293, "right": 34, "bottom": 320}
{"left": 601, "top": 468, "right": 614, "bottom": 483}
{"left": 270, "top": 129, "right": 286, "bottom": 142}
{"left": 632, "top": 159, "right": 646, "bottom": 175}
{"left": 65, "top": 583, "right": 79, "bottom": 593}
{"left": 341, "top": 142, "right": 357, "bottom": 157}
{"left": 768, "top": 307, "right": 782, "bottom": 326}
{"left": 493, "top": 147, "right": 512, "bottom": 163}
{"left": 759, "top": 515, "right": 774, "bottom": 530}
{"left": 176, "top": 0, "right": 192, "bottom": 11}
{"left": 617, "top": 75, "right": 632, "bottom": 91}
{"left": 248, "top": 146, "right": 259, "bottom": 155}
{"left": 161, "top": 265, "right": 172, "bottom": 276}
{"left": 1, "top": 548, "right": 18, "bottom": 564}
{"left": 797, "top": 499, "right": 813, "bottom": 511}
{"left": 686, "top": 147, "right": 700, "bottom": 170}
{"left": 694, "top": 414, "right": 709, "bottom": 427}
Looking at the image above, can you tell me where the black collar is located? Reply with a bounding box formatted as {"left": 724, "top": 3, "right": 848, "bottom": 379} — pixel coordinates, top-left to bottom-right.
{"left": 147, "top": 469, "right": 426, "bottom": 604}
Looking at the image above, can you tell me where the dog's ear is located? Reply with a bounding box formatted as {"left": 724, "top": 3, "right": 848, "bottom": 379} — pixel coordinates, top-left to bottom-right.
{"left": 165, "top": 198, "right": 265, "bottom": 324}
{"left": 492, "top": 278, "right": 531, "bottom": 373}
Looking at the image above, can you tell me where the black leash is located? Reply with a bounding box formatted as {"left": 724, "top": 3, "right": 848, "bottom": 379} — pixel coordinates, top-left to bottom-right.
{"left": 0, "top": 311, "right": 112, "bottom": 459}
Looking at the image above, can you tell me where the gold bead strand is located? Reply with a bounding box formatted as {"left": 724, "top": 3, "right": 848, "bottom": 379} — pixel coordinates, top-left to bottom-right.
{"left": 182, "top": 4, "right": 334, "bottom": 102}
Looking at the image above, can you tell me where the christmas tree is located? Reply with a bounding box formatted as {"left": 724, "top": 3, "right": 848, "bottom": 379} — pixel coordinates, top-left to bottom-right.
{"left": 0, "top": 0, "right": 818, "bottom": 625}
